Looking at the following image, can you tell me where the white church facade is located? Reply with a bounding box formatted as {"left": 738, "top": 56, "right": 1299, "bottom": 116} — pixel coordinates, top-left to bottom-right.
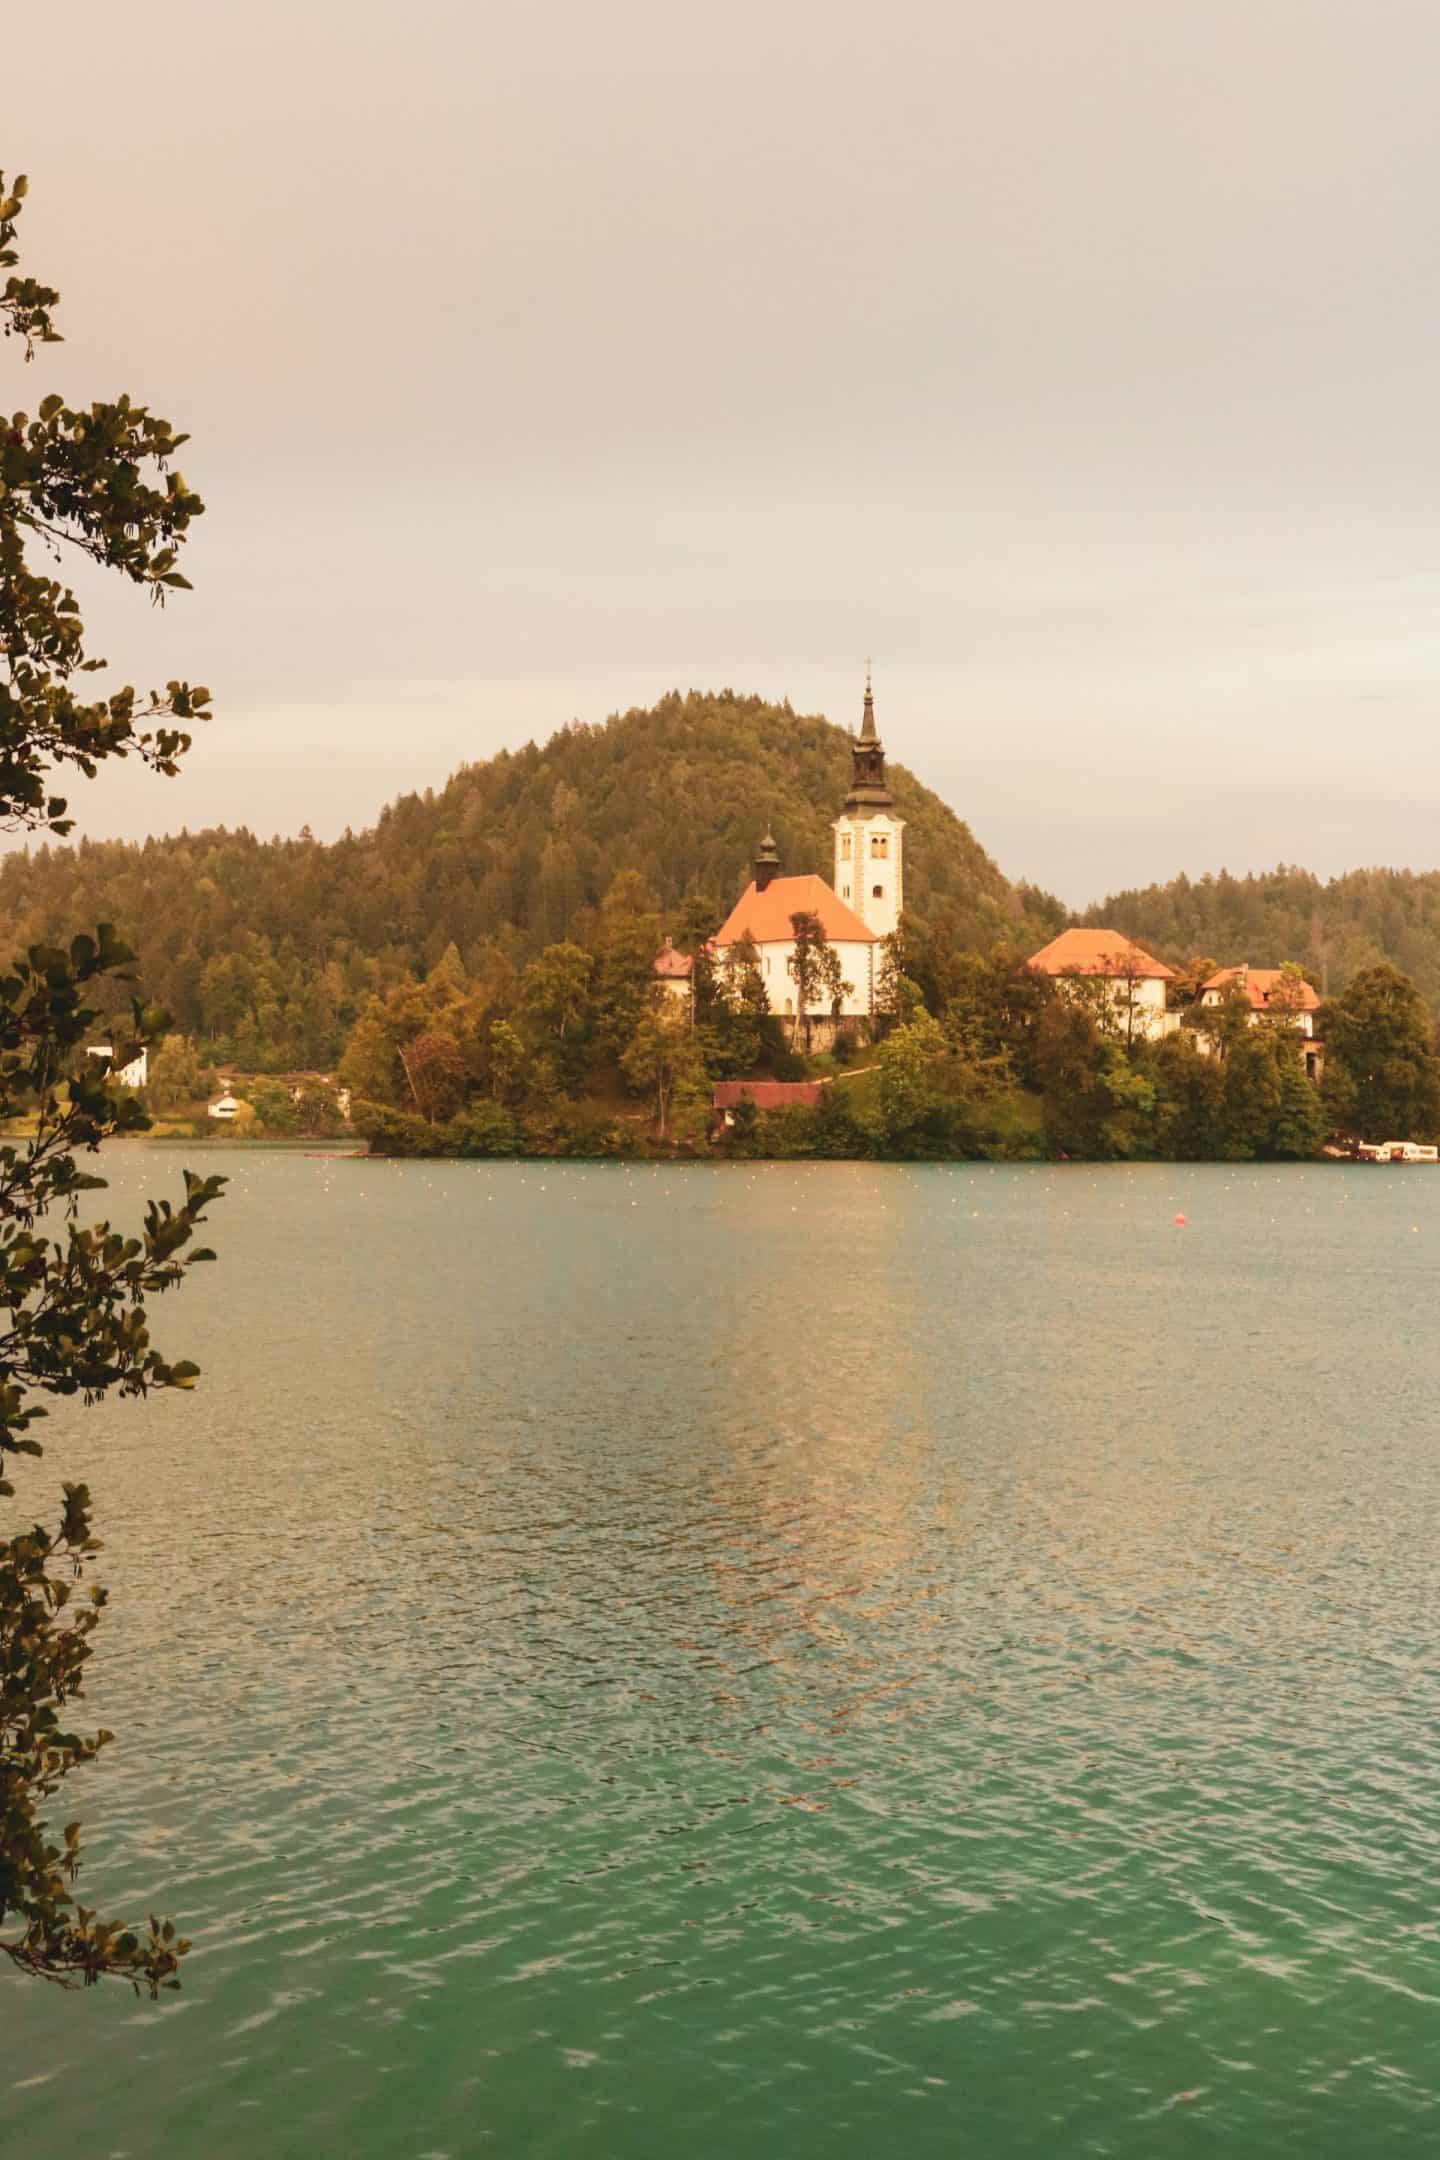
{"left": 705, "top": 672, "right": 905, "bottom": 1037}
{"left": 713, "top": 862, "right": 878, "bottom": 1024}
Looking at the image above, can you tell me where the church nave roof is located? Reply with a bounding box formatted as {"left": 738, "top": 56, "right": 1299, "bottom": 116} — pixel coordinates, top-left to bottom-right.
{"left": 714, "top": 872, "right": 877, "bottom": 948}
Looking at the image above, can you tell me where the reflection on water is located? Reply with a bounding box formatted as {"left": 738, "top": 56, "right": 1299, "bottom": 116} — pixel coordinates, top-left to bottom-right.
{"left": 6, "top": 1154, "right": 1440, "bottom": 2158}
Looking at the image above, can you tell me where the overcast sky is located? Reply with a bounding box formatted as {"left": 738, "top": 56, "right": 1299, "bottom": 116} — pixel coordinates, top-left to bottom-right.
{"left": 8, "top": 0, "right": 1440, "bottom": 904}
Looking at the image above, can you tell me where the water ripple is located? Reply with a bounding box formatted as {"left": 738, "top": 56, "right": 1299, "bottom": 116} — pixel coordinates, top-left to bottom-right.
{"left": 5, "top": 1155, "right": 1440, "bottom": 2158}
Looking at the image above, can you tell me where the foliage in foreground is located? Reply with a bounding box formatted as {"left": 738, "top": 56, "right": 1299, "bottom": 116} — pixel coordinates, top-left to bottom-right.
{"left": 0, "top": 932, "right": 221, "bottom": 1990}
{"left": 1, "top": 168, "right": 220, "bottom": 1991}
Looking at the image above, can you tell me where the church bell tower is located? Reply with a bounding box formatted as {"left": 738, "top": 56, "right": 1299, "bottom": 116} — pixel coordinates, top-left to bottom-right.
{"left": 832, "top": 664, "right": 904, "bottom": 940}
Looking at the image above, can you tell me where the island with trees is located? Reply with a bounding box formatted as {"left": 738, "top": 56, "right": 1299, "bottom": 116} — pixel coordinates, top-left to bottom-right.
{"left": 2, "top": 680, "right": 1436, "bottom": 1163}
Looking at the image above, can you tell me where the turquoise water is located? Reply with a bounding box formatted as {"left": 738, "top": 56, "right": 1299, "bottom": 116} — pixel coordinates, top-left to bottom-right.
{"left": 5, "top": 1154, "right": 1440, "bottom": 2156}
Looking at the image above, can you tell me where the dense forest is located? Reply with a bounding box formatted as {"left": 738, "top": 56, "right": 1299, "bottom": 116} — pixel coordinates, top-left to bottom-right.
{"left": 0, "top": 691, "right": 1064, "bottom": 1072}
{"left": 1085, "top": 866, "right": 1440, "bottom": 1009}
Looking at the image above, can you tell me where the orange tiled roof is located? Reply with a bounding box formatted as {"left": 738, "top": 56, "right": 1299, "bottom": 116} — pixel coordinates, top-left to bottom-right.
{"left": 1202, "top": 965, "right": 1321, "bottom": 1013}
{"left": 1027, "top": 928, "right": 1175, "bottom": 980}
{"left": 714, "top": 874, "right": 876, "bottom": 947}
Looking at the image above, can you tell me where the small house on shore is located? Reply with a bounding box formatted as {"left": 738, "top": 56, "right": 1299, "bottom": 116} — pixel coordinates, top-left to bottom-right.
{"left": 1200, "top": 965, "right": 1324, "bottom": 1078}
{"left": 1026, "top": 929, "right": 1179, "bottom": 1042}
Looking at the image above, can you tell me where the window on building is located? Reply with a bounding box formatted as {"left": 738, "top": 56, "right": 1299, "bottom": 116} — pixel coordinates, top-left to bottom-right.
{"left": 872, "top": 884, "right": 883, "bottom": 899}
{"left": 764, "top": 957, "right": 771, "bottom": 974}
{"left": 842, "top": 884, "right": 850, "bottom": 899}
{"left": 840, "top": 834, "right": 852, "bottom": 859}
{"left": 871, "top": 834, "right": 888, "bottom": 859}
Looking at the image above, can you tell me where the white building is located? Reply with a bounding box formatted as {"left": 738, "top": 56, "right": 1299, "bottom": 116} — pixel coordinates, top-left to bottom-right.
{"left": 1200, "top": 965, "right": 1320, "bottom": 1036}
{"left": 712, "top": 853, "right": 878, "bottom": 1024}
{"left": 652, "top": 936, "right": 695, "bottom": 1005}
{"left": 1026, "top": 928, "right": 1179, "bottom": 1042}
{"left": 1200, "top": 963, "right": 1324, "bottom": 1079}
{"left": 708, "top": 671, "right": 909, "bottom": 1033}
{"left": 86, "top": 1043, "right": 148, "bottom": 1090}
{"left": 831, "top": 668, "right": 905, "bottom": 941}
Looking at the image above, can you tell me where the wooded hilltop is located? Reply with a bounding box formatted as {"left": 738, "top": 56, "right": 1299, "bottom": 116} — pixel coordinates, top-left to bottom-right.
{"left": 0, "top": 691, "right": 1063, "bottom": 1072}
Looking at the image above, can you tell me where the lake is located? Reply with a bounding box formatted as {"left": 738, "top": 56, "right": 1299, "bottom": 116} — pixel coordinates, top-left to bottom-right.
{"left": 6, "top": 1152, "right": 1440, "bottom": 2157}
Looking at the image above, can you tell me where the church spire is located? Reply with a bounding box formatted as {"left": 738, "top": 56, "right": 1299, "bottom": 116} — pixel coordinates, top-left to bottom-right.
{"left": 754, "top": 829, "right": 781, "bottom": 892}
{"left": 844, "top": 661, "right": 892, "bottom": 811}
{"left": 859, "top": 657, "right": 878, "bottom": 744}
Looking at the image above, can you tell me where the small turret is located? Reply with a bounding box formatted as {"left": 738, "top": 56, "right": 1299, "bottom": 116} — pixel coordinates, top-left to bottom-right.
{"left": 754, "top": 831, "right": 781, "bottom": 893}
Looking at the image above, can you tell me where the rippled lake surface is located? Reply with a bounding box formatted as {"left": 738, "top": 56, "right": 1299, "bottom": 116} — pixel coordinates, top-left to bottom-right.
{"left": 6, "top": 1152, "right": 1440, "bottom": 2156}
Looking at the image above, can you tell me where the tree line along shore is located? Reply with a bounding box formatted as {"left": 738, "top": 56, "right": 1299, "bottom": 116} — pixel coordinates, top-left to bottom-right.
{"left": 96, "top": 900, "right": 1439, "bottom": 1164}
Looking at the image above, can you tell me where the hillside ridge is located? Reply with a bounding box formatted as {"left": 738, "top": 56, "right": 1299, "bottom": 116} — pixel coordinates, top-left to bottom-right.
{"left": 0, "top": 690, "right": 1063, "bottom": 1068}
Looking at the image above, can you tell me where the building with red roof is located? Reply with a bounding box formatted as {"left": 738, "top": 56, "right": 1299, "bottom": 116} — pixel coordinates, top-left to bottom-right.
{"left": 712, "top": 835, "right": 879, "bottom": 1031}
{"left": 1200, "top": 963, "right": 1324, "bottom": 1077}
{"left": 1026, "top": 928, "right": 1175, "bottom": 981}
{"left": 1026, "top": 927, "right": 1179, "bottom": 1042}
{"left": 713, "top": 867, "right": 875, "bottom": 951}
{"left": 705, "top": 678, "right": 907, "bottom": 1040}
{"left": 644, "top": 674, "right": 905, "bottom": 1045}
{"left": 712, "top": 1080, "right": 826, "bottom": 1111}
{"left": 1200, "top": 964, "right": 1320, "bottom": 1026}
{"left": 652, "top": 935, "right": 695, "bottom": 1003}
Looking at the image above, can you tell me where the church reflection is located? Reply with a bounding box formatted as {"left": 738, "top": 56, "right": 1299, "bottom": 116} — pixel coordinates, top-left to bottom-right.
{"left": 687, "top": 1166, "right": 965, "bottom": 1754}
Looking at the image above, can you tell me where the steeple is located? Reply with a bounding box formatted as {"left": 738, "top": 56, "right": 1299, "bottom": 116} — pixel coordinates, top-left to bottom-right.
{"left": 859, "top": 658, "right": 879, "bottom": 743}
{"left": 832, "top": 663, "right": 905, "bottom": 950}
{"left": 845, "top": 660, "right": 893, "bottom": 811}
{"left": 754, "top": 829, "right": 781, "bottom": 892}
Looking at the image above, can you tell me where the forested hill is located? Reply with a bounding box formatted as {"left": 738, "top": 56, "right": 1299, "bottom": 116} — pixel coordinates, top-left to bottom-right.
{"left": 0, "top": 690, "right": 1063, "bottom": 1070}
{"left": 1083, "top": 866, "right": 1440, "bottom": 1009}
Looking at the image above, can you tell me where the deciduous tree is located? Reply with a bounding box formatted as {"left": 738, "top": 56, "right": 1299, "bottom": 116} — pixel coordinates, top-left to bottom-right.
{"left": 144, "top": 1032, "right": 201, "bottom": 1113}
{"left": 875, "top": 1008, "right": 947, "bottom": 1144}
{"left": 399, "top": 1030, "right": 466, "bottom": 1124}
{"left": 1, "top": 172, "right": 220, "bottom": 1992}
{"left": 621, "top": 997, "right": 707, "bottom": 1140}
{"left": 1321, "top": 964, "right": 1440, "bottom": 1141}
{"left": 786, "top": 911, "right": 849, "bottom": 1050}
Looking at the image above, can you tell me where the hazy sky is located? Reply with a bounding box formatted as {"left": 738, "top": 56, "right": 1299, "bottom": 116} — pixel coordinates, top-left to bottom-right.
{"left": 8, "top": 0, "right": 1440, "bottom": 904}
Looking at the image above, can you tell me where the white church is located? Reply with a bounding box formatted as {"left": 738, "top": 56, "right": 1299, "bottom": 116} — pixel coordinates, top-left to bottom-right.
{"left": 704, "top": 672, "right": 906, "bottom": 1032}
